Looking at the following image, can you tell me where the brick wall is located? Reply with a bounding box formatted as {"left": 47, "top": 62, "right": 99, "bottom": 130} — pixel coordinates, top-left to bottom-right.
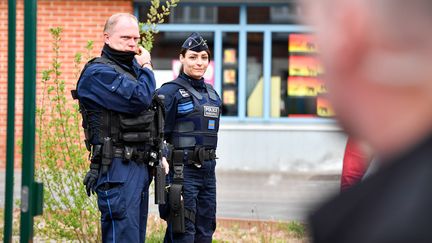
{"left": 0, "top": 0, "right": 133, "bottom": 168}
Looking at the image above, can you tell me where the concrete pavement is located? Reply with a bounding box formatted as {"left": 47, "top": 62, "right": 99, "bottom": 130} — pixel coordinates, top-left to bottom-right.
{"left": 1, "top": 170, "right": 341, "bottom": 222}
{"left": 147, "top": 170, "right": 340, "bottom": 222}
{"left": 215, "top": 171, "right": 340, "bottom": 221}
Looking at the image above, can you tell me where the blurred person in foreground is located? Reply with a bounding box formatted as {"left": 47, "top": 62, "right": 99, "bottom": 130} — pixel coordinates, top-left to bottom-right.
{"left": 304, "top": 1, "right": 432, "bottom": 242}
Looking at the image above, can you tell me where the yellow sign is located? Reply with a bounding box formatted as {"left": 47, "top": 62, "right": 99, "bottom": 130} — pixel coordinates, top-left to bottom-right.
{"left": 288, "top": 77, "right": 322, "bottom": 97}
{"left": 289, "top": 56, "right": 323, "bottom": 77}
{"left": 289, "top": 34, "right": 318, "bottom": 53}
{"left": 223, "top": 69, "right": 236, "bottom": 84}
{"left": 223, "top": 89, "right": 236, "bottom": 105}
{"left": 317, "top": 96, "right": 335, "bottom": 117}
{"left": 224, "top": 49, "right": 237, "bottom": 64}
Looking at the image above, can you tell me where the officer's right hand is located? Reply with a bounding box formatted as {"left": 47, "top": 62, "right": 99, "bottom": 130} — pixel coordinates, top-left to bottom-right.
{"left": 135, "top": 46, "right": 152, "bottom": 69}
{"left": 161, "top": 157, "right": 169, "bottom": 175}
{"left": 83, "top": 168, "right": 99, "bottom": 197}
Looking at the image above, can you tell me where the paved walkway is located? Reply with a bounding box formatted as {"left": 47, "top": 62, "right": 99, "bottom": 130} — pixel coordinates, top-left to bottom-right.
{"left": 1, "top": 170, "right": 340, "bottom": 222}
{"left": 215, "top": 171, "right": 339, "bottom": 221}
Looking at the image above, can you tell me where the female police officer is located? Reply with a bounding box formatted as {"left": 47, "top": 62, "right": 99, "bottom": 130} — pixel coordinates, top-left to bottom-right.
{"left": 157, "top": 32, "right": 222, "bottom": 243}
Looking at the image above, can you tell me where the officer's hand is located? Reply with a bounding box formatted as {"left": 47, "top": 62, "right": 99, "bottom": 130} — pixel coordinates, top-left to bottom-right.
{"left": 83, "top": 169, "right": 99, "bottom": 197}
{"left": 161, "top": 157, "right": 169, "bottom": 175}
{"left": 135, "top": 46, "right": 152, "bottom": 69}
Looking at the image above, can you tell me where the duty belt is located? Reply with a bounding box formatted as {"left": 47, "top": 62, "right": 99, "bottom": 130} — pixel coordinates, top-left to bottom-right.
{"left": 171, "top": 147, "right": 217, "bottom": 166}
{"left": 113, "top": 146, "right": 152, "bottom": 164}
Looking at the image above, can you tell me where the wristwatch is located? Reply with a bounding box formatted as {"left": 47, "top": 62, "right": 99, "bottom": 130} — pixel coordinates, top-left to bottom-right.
{"left": 141, "top": 61, "right": 153, "bottom": 69}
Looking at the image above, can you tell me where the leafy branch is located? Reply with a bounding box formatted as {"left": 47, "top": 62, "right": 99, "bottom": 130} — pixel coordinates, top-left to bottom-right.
{"left": 140, "top": 0, "right": 180, "bottom": 51}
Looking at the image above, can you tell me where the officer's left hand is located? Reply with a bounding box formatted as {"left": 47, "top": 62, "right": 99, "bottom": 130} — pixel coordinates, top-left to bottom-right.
{"left": 161, "top": 157, "right": 169, "bottom": 175}
{"left": 83, "top": 168, "right": 99, "bottom": 197}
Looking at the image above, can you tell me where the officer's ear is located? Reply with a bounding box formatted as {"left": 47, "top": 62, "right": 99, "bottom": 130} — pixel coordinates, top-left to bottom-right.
{"left": 104, "top": 32, "right": 110, "bottom": 45}
{"left": 179, "top": 54, "right": 185, "bottom": 63}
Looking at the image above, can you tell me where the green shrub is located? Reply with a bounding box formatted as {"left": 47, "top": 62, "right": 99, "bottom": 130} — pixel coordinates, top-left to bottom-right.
{"left": 279, "top": 221, "right": 306, "bottom": 238}
{"left": 35, "top": 26, "right": 101, "bottom": 242}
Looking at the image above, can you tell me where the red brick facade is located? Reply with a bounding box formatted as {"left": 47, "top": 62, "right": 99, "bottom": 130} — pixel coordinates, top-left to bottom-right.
{"left": 0, "top": 0, "right": 133, "bottom": 168}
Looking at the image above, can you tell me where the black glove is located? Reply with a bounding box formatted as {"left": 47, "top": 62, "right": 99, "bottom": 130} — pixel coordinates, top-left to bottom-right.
{"left": 83, "top": 163, "right": 100, "bottom": 197}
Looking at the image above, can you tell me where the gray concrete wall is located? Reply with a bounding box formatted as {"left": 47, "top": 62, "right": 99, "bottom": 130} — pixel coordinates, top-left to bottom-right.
{"left": 216, "top": 122, "right": 348, "bottom": 173}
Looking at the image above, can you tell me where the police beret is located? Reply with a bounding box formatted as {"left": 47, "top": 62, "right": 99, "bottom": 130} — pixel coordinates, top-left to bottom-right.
{"left": 181, "top": 32, "right": 209, "bottom": 52}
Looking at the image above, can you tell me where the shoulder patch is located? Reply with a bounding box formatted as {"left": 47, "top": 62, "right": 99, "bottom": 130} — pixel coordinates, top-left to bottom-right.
{"left": 179, "top": 89, "right": 190, "bottom": 98}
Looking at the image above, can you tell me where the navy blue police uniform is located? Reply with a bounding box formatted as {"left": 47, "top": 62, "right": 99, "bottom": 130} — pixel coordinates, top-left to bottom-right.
{"left": 74, "top": 44, "right": 156, "bottom": 242}
{"left": 157, "top": 32, "right": 222, "bottom": 243}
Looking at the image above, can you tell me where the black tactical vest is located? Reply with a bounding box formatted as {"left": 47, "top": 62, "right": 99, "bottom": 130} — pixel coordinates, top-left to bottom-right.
{"left": 71, "top": 57, "right": 158, "bottom": 150}
{"left": 162, "top": 77, "right": 221, "bottom": 150}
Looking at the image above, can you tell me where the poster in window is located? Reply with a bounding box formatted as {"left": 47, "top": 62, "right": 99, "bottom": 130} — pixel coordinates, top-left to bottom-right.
{"left": 223, "top": 89, "right": 236, "bottom": 105}
{"left": 224, "top": 49, "right": 237, "bottom": 64}
{"left": 287, "top": 76, "right": 321, "bottom": 97}
{"left": 289, "top": 34, "right": 318, "bottom": 53}
{"left": 317, "top": 96, "right": 335, "bottom": 117}
{"left": 317, "top": 82, "right": 328, "bottom": 94}
{"left": 289, "top": 56, "right": 323, "bottom": 77}
{"left": 223, "top": 69, "right": 237, "bottom": 84}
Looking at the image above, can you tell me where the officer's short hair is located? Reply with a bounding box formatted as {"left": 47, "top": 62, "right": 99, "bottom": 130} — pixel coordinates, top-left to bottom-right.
{"left": 104, "top": 13, "right": 138, "bottom": 34}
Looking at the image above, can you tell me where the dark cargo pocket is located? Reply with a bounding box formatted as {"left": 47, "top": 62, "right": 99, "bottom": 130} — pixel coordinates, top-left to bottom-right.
{"left": 119, "top": 111, "right": 155, "bottom": 132}
{"left": 97, "top": 182, "right": 126, "bottom": 221}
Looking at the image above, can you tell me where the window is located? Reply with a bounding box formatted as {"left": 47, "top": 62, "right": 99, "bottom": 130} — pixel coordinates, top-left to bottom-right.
{"left": 150, "top": 31, "right": 214, "bottom": 88}
{"left": 246, "top": 32, "right": 264, "bottom": 118}
{"left": 247, "top": 3, "right": 303, "bottom": 24}
{"left": 271, "top": 33, "right": 333, "bottom": 118}
{"left": 270, "top": 4, "right": 303, "bottom": 24}
{"left": 221, "top": 33, "right": 239, "bottom": 117}
{"left": 134, "top": 2, "right": 333, "bottom": 121}
{"left": 170, "top": 6, "right": 217, "bottom": 24}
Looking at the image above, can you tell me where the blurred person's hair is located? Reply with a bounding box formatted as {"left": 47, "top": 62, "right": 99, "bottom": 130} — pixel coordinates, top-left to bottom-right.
{"left": 372, "top": 1, "right": 432, "bottom": 45}
{"left": 355, "top": 0, "right": 432, "bottom": 87}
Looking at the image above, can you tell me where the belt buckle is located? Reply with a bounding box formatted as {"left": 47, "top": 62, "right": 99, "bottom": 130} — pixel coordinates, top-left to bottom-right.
{"left": 124, "top": 146, "right": 134, "bottom": 160}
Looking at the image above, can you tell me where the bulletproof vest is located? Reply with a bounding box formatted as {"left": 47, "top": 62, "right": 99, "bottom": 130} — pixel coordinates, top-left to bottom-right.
{"left": 71, "top": 57, "right": 157, "bottom": 149}
{"left": 164, "top": 77, "right": 220, "bottom": 149}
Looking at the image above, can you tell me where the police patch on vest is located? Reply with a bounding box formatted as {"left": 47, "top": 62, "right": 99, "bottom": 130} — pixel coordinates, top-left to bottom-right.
{"left": 204, "top": 106, "right": 219, "bottom": 118}
{"left": 179, "top": 89, "right": 190, "bottom": 97}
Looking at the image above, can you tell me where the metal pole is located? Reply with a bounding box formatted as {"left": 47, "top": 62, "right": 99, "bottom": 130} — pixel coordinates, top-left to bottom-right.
{"left": 20, "top": 0, "right": 37, "bottom": 241}
{"left": 4, "top": 0, "right": 16, "bottom": 242}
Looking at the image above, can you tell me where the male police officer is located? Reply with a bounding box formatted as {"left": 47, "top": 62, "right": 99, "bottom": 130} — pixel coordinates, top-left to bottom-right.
{"left": 73, "top": 13, "right": 158, "bottom": 242}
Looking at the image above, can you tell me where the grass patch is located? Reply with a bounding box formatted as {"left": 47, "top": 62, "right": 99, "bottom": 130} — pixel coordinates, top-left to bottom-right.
{"left": 0, "top": 208, "right": 22, "bottom": 240}
{"left": 213, "top": 218, "right": 309, "bottom": 243}
{"left": 146, "top": 215, "right": 310, "bottom": 243}
{"left": 0, "top": 210, "right": 310, "bottom": 242}
{"left": 146, "top": 215, "right": 166, "bottom": 242}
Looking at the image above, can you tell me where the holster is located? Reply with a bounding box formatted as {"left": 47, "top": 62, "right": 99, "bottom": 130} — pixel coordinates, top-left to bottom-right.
{"left": 154, "top": 164, "right": 166, "bottom": 204}
{"left": 90, "top": 144, "right": 102, "bottom": 164}
{"left": 169, "top": 184, "right": 185, "bottom": 233}
{"left": 101, "top": 137, "right": 113, "bottom": 175}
